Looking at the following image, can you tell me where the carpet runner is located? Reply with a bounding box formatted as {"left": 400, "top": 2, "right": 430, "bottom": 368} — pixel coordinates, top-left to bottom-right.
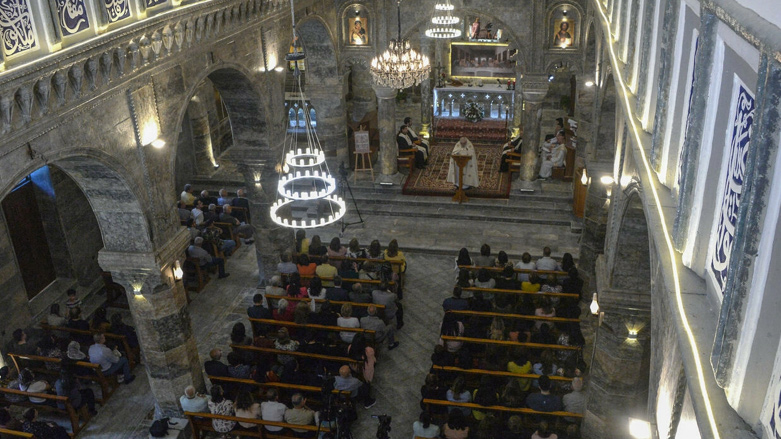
{"left": 402, "top": 142, "right": 511, "bottom": 199}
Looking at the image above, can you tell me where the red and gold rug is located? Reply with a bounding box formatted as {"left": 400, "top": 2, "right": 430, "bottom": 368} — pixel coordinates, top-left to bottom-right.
{"left": 402, "top": 142, "right": 511, "bottom": 199}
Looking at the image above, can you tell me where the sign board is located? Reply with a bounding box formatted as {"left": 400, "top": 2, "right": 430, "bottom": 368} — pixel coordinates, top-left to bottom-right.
{"left": 354, "top": 131, "right": 370, "bottom": 153}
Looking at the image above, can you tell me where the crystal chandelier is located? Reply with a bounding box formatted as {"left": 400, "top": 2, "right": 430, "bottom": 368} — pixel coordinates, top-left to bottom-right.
{"left": 425, "top": 0, "right": 461, "bottom": 39}
{"left": 370, "top": 0, "right": 431, "bottom": 89}
{"left": 270, "top": 3, "right": 346, "bottom": 229}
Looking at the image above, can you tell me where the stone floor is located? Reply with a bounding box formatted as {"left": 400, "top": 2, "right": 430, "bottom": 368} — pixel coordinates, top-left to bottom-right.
{"left": 61, "top": 178, "right": 583, "bottom": 438}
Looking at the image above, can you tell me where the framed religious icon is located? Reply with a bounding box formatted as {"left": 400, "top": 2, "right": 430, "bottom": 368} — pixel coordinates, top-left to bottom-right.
{"left": 552, "top": 19, "right": 574, "bottom": 48}
{"left": 348, "top": 16, "right": 368, "bottom": 46}
{"left": 465, "top": 16, "right": 502, "bottom": 42}
{"left": 450, "top": 42, "right": 515, "bottom": 80}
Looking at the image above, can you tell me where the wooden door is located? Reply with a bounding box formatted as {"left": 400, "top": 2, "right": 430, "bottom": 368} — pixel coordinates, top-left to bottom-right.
{"left": 1, "top": 179, "right": 57, "bottom": 298}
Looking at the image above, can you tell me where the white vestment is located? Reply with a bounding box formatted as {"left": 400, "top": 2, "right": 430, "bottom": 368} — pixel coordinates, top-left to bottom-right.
{"left": 447, "top": 139, "right": 480, "bottom": 188}
{"left": 539, "top": 143, "right": 567, "bottom": 178}
{"left": 406, "top": 128, "right": 429, "bottom": 159}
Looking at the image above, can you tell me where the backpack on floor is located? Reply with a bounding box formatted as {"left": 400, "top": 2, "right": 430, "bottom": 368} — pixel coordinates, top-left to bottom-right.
{"left": 149, "top": 417, "right": 170, "bottom": 437}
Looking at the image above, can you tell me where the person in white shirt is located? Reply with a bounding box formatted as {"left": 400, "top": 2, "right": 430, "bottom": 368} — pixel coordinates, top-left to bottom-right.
{"left": 515, "top": 252, "right": 537, "bottom": 282}
{"left": 191, "top": 200, "right": 205, "bottom": 225}
{"left": 412, "top": 412, "right": 440, "bottom": 438}
{"left": 88, "top": 333, "right": 134, "bottom": 384}
{"left": 260, "top": 389, "right": 287, "bottom": 432}
{"left": 539, "top": 130, "right": 567, "bottom": 179}
{"left": 535, "top": 247, "right": 562, "bottom": 273}
{"left": 180, "top": 385, "right": 210, "bottom": 413}
{"left": 337, "top": 303, "right": 360, "bottom": 343}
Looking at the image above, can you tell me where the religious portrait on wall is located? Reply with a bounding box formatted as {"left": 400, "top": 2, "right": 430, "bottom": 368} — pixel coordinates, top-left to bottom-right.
{"left": 553, "top": 19, "right": 574, "bottom": 48}
{"left": 466, "top": 16, "right": 501, "bottom": 42}
{"left": 348, "top": 16, "right": 368, "bottom": 45}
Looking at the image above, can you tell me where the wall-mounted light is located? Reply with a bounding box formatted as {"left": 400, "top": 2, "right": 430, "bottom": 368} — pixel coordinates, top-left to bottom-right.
{"left": 131, "top": 282, "right": 144, "bottom": 295}
{"left": 600, "top": 175, "right": 614, "bottom": 185}
{"left": 590, "top": 293, "right": 599, "bottom": 315}
{"left": 274, "top": 66, "right": 284, "bottom": 72}
{"left": 581, "top": 168, "right": 589, "bottom": 186}
{"left": 585, "top": 80, "right": 594, "bottom": 87}
{"left": 257, "top": 66, "right": 267, "bottom": 72}
{"left": 627, "top": 329, "right": 638, "bottom": 341}
{"left": 173, "top": 260, "right": 183, "bottom": 281}
{"left": 150, "top": 138, "right": 166, "bottom": 149}
{"left": 628, "top": 418, "right": 652, "bottom": 439}
{"left": 548, "top": 74, "right": 555, "bottom": 82}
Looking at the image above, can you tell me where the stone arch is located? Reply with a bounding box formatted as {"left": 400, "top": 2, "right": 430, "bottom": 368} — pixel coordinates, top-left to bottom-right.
{"left": 172, "top": 63, "right": 269, "bottom": 170}
{"left": 296, "top": 16, "right": 349, "bottom": 162}
{"left": 610, "top": 187, "right": 651, "bottom": 289}
{"left": 1, "top": 152, "right": 152, "bottom": 255}
{"left": 583, "top": 19, "right": 598, "bottom": 81}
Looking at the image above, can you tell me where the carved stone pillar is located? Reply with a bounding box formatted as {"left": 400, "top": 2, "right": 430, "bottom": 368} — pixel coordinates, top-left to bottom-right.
{"left": 373, "top": 85, "right": 399, "bottom": 180}
{"left": 420, "top": 40, "right": 434, "bottom": 138}
{"left": 309, "top": 77, "right": 349, "bottom": 165}
{"left": 519, "top": 75, "right": 549, "bottom": 181}
{"left": 97, "top": 229, "right": 203, "bottom": 417}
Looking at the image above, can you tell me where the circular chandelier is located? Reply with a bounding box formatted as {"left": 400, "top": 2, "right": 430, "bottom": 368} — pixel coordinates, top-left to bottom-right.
{"left": 271, "top": 3, "right": 346, "bottom": 229}
{"left": 370, "top": 0, "right": 431, "bottom": 89}
{"left": 425, "top": 0, "right": 461, "bottom": 39}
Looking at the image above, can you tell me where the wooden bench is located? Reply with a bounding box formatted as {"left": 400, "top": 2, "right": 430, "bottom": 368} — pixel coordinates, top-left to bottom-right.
{"left": 8, "top": 353, "right": 118, "bottom": 403}
{"left": 248, "top": 318, "right": 376, "bottom": 342}
{"left": 431, "top": 365, "right": 574, "bottom": 382}
{"left": 439, "top": 336, "right": 580, "bottom": 351}
{"left": 39, "top": 324, "right": 138, "bottom": 370}
{"left": 215, "top": 222, "right": 242, "bottom": 251}
{"left": 397, "top": 148, "right": 417, "bottom": 173}
{"left": 230, "top": 344, "right": 358, "bottom": 365}
{"left": 206, "top": 375, "right": 350, "bottom": 398}
{"left": 0, "top": 428, "right": 35, "bottom": 438}
{"left": 422, "top": 398, "right": 583, "bottom": 418}
{"left": 263, "top": 294, "right": 385, "bottom": 311}
{"left": 458, "top": 265, "right": 569, "bottom": 277}
{"left": 446, "top": 309, "right": 580, "bottom": 323}
{"left": 327, "top": 256, "right": 404, "bottom": 267}
{"left": 185, "top": 411, "right": 319, "bottom": 439}
{"left": 230, "top": 206, "right": 251, "bottom": 224}
{"left": 184, "top": 256, "right": 212, "bottom": 293}
{"left": 0, "top": 386, "right": 87, "bottom": 434}
{"left": 279, "top": 274, "right": 394, "bottom": 287}
{"left": 461, "top": 286, "right": 579, "bottom": 300}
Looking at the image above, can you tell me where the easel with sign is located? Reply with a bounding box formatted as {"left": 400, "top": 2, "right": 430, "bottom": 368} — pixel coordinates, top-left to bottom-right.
{"left": 353, "top": 127, "right": 374, "bottom": 183}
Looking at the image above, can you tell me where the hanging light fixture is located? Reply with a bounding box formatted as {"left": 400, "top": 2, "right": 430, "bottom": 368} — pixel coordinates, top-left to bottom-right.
{"left": 270, "top": 0, "right": 347, "bottom": 229}
{"left": 371, "top": 0, "right": 431, "bottom": 89}
{"left": 425, "top": 0, "right": 462, "bottom": 39}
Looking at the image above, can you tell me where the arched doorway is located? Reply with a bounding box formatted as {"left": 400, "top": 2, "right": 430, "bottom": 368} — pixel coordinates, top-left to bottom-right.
{"left": 593, "top": 72, "right": 617, "bottom": 162}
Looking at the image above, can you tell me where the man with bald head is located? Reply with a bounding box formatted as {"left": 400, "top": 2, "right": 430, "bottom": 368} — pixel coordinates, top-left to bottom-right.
{"left": 204, "top": 348, "right": 230, "bottom": 377}
{"left": 180, "top": 385, "right": 210, "bottom": 413}
{"left": 360, "top": 305, "right": 398, "bottom": 350}
{"left": 333, "top": 365, "right": 375, "bottom": 409}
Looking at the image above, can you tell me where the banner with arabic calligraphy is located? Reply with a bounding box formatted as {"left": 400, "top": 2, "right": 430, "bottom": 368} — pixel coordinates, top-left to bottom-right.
{"left": 709, "top": 80, "right": 755, "bottom": 294}
{"left": 146, "top": 0, "right": 167, "bottom": 8}
{"left": 56, "top": 0, "right": 89, "bottom": 36}
{"left": 104, "top": 0, "right": 130, "bottom": 23}
{"left": 0, "top": 0, "right": 38, "bottom": 58}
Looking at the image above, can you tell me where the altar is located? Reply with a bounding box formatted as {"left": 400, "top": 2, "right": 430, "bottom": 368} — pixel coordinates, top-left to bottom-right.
{"left": 433, "top": 85, "right": 515, "bottom": 120}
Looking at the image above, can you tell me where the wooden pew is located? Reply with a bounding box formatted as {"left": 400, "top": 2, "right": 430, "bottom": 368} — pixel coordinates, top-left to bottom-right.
{"left": 39, "top": 323, "right": 138, "bottom": 370}
{"left": 185, "top": 411, "right": 319, "bottom": 439}
{"left": 8, "top": 353, "right": 117, "bottom": 403}
{"left": 264, "top": 294, "right": 385, "bottom": 311}
{"left": 0, "top": 429, "right": 34, "bottom": 439}
{"left": 184, "top": 256, "right": 212, "bottom": 293}
{"left": 230, "top": 206, "right": 251, "bottom": 224}
{"left": 458, "top": 265, "right": 569, "bottom": 277}
{"left": 214, "top": 222, "right": 242, "bottom": 251}
{"left": 280, "top": 274, "right": 394, "bottom": 286}
{"left": 461, "top": 286, "right": 579, "bottom": 300}
{"left": 439, "top": 336, "right": 580, "bottom": 351}
{"left": 431, "top": 365, "right": 573, "bottom": 382}
{"left": 422, "top": 398, "right": 583, "bottom": 418}
{"left": 446, "top": 309, "right": 580, "bottom": 323}
{"left": 0, "top": 387, "right": 87, "bottom": 435}
{"left": 230, "top": 344, "right": 358, "bottom": 365}
{"left": 247, "top": 318, "right": 376, "bottom": 342}
{"left": 326, "top": 256, "right": 404, "bottom": 267}
{"left": 207, "top": 375, "right": 350, "bottom": 397}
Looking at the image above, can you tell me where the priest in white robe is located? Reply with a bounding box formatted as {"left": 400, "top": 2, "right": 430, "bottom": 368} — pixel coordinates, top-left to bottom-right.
{"left": 539, "top": 131, "right": 567, "bottom": 179}
{"left": 447, "top": 137, "right": 480, "bottom": 189}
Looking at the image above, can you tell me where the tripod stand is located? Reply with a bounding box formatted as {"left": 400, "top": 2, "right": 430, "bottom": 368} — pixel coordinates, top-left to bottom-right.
{"left": 338, "top": 162, "right": 364, "bottom": 235}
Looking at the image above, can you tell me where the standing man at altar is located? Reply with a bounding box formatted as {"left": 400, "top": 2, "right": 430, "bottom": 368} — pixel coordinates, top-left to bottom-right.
{"left": 447, "top": 137, "right": 479, "bottom": 189}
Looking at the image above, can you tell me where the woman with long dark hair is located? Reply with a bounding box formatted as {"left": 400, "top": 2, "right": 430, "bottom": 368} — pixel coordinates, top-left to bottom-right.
{"left": 208, "top": 385, "right": 236, "bottom": 436}
{"left": 55, "top": 364, "right": 97, "bottom": 415}
{"left": 295, "top": 230, "right": 309, "bottom": 254}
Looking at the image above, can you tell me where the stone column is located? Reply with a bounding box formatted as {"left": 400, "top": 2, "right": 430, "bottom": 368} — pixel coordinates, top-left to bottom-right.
{"left": 373, "top": 85, "right": 402, "bottom": 183}
{"left": 574, "top": 77, "right": 597, "bottom": 159}
{"left": 420, "top": 40, "right": 434, "bottom": 138}
{"left": 519, "top": 74, "right": 549, "bottom": 181}
{"left": 309, "top": 77, "right": 349, "bottom": 166}
{"left": 97, "top": 229, "right": 203, "bottom": 417}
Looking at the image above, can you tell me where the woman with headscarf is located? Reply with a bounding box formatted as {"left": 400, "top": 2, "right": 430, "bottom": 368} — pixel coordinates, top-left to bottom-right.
{"left": 447, "top": 137, "right": 479, "bottom": 189}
